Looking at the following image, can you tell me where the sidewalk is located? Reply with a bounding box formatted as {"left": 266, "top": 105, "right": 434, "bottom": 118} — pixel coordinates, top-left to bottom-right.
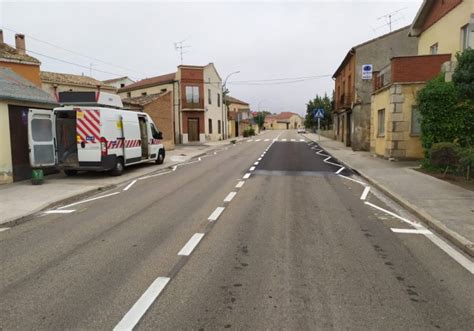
{"left": 0, "top": 140, "right": 239, "bottom": 227}
{"left": 305, "top": 133, "right": 474, "bottom": 257}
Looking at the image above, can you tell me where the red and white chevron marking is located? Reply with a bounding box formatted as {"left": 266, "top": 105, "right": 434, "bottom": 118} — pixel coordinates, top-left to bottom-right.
{"left": 107, "top": 140, "right": 124, "bottom": 149}
{"left": 77, "top": 109, "right": 100, "bottom": 143}
{"left": 150, "top": 139, "right": 162, "bottom": 145}
{"left": 125, "top": 139, "right": 141, "bottom": 148}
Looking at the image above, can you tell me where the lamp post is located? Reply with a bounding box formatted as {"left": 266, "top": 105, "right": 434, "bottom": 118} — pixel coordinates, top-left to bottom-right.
{"left": 222, "top": 71, "right": 240, "bottom": 139}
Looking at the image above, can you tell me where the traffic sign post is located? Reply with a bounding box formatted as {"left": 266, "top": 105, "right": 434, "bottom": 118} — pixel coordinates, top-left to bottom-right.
{"left": 314, "top": 108, "right": 325, "bottom": 142}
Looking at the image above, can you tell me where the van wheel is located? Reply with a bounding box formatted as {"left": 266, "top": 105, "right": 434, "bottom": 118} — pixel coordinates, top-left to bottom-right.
{"left": 156, "top": 150, "right": 165, "bottom": 165}
{"left": 111, "top": 158, "right": 124, "bottom": 176}
{"left": 64, "top": 169, "right": 78, "bottom": 176}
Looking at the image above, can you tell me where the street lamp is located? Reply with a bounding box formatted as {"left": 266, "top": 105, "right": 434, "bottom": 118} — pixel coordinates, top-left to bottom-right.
{"left": 222, "top": 71, "right": 240, "bottom": 139}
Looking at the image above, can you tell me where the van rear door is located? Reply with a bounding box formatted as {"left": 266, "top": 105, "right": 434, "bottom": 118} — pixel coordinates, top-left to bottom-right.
{"left": 28, "top": 109, "right": 57, "bottom": 167}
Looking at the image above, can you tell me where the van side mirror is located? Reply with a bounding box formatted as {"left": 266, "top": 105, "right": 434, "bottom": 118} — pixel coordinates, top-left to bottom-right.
{"left": 157, "top": 132, "right": 163, "bottom": 140}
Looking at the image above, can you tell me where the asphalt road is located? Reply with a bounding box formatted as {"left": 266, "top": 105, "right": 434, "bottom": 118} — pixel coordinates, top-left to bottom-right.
{"left": 0, "top": 130, "right": 473, "bottom": 330}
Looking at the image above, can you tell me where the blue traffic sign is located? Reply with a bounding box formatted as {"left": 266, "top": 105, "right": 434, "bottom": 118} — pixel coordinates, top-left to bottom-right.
{"left": 314, "top": 108, "right": 325, "bottom": 119}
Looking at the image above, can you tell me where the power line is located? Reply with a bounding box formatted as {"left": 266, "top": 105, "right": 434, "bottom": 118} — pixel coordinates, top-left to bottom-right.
{"left": 0, "top": 26, "right": 146, "bottom": 77}
{"left": 4, "top": 42, "right": 132, "bottom": 78}
{"left": 228, "top": 75, "right": 332, "bottom": 86}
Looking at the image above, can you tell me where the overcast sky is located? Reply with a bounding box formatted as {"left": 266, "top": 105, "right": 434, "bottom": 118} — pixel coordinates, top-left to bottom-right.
{"left": 1, "top": 0, "right": 423, "bottom": 115}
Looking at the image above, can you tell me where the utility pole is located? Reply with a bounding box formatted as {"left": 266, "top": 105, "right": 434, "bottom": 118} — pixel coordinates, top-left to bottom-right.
{"left": 174, "top": 40, "right": 191, "bottom": 64}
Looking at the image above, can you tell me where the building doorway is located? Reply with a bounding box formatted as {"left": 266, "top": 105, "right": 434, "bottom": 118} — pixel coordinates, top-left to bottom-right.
{"left": 188, "top": 118, "right": 199, "bottom": 141}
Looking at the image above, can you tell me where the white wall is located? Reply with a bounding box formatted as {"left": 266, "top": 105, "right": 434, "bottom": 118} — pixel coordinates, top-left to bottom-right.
{"left": 203, "top": 64, "right": 223, "bottom": 141}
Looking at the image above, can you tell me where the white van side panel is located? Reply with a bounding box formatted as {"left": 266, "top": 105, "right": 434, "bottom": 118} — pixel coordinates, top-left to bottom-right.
{"left": 121, "top": 112, "right": 142, "bottom": 163}
{"left": 76, "top": 108, "right": 101, "bottom": 163}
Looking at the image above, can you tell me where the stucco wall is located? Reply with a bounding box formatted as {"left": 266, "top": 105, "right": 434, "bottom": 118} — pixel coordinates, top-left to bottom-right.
{"left": 0, "top": 62, "right": 41, "bottom": 86}
{"left": 0, "top": 102, "right": 13, "bottom": 184}
{"left": 371, "top": 83, "right": 424, "bottom": 160}
{"left": 418, "top": 1, "right": 474, "bottom": 58}
{"left": 203, "top": 64, "right": 223, "bottom": 141}
{"left": 353, "top": 26, "right": 418, "bottom": 152}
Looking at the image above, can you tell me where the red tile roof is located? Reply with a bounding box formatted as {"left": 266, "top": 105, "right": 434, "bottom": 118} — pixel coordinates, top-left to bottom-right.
{"left": 118, "top": 72, "right": 176, "bottom": 92}
{"left": 274, "top": 112, "right": 300, "bottom": 120}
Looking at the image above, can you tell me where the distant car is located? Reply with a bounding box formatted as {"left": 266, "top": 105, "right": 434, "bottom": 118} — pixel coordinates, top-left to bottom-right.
{"left": 297, "top": 127, "right": 306, "bottom": 134}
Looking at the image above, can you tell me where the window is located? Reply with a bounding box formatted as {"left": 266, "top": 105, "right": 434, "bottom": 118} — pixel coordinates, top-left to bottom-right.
{"left": 208, "top": 118, "right": 213, "bottom": 134}
{"left": 218, "top": 120, "right": 221, "bottom": 134}
{"left": 430, "top": 43, "right": 438, "bottom": 55}
{"left": 161, "top": 88, "right": 167, "bottom": 93}
{"left": 127, "top": 92, "right": 131, "bottom": 98}
{"left": 185, "top": 86, "right": 199, "bottom": 103}
{"left": 461, "top": 24, "right": 472, "bottom": 51}
{"left": 217, "top": 93, "right": 221, "bottom": 107}
{"left": 142, "top": 92, "right": 147, "bottom": 96}
{"left": 411, "top": 106, "right": 422, "bottom": 135}
{"left": 208, "top": 89, "right": 212, "bottom": 104}
{"left": 377, "top": 109, "right": 385, "bottom": 136}
{"left": 120, "top": 83, "right": 125, "bottom": 88}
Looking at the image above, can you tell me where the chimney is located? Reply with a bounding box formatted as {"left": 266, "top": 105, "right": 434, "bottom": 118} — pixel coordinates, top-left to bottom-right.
{"left": 0, "top": 30, "right": 3, "bottom": 44}
{"left": 15, "top": 34, "right": 26, "bottom": 55}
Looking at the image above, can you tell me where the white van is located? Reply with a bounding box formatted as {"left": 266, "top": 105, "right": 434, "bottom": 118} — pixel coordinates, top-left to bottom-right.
{"left": 28, "top": 93, "right": 165, "bottom": 176}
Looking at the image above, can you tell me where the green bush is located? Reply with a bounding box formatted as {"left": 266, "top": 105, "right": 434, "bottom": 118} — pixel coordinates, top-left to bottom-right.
{"left": 243, "top": 127, "right": 255, "bottom": 137}
{"left": 458, "top": 147, "right": 474, "bottom": 180}
{"left": 429, "top": 142, "right": 459, "bottom": 175}
{"left": 452, "top": 48, "right": 474, "bottom": 100}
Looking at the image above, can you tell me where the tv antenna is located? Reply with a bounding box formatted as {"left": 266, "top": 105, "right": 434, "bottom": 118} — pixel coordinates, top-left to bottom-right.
{"left": 174, "top": 39, "right": 191, "bottom": 64}
{"left": 374, "top": 7, "right": 407, "bottom": 33}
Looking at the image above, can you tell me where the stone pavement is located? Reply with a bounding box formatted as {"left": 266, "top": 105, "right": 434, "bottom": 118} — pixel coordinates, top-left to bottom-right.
{"left": 0, "top": 138, "right": 245, "bottom": 227}
{"left": 305, "top": 133, "right": 474, "bottom": 257}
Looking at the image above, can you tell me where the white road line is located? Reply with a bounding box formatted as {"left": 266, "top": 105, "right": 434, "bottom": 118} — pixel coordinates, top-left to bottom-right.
{"left": 178, "top": 233, "right": 205, "bottom": 256}
{"left": 236, "top": 181, "right": 245, "bottom": 188}
{"left": 360, "top": 186, "right": 371, "bottom": 200}
{"left": 44, "top": 210, "right": 76, "bottom": 214}
{"left": 224, "top": 191, "right": 237, "bottom": 202}
{"left": 258, "top": 158, "right": 262, "bottom": 161}
{"left": 58, "top": 192, "right": 120, "bottom": 210}
{"left": 113, "top": 277, "right": 170, "bottom": 331}
{"left": 338, "top": 174, "right": 367, "bottom": 186}
{"left": 249, "top": 166, "right": 256, "bottom": 171}
{"left": 281, "top": 139, "right": 287, "bottom": 142}
{"left": 0, "top": 228, "right": 10, "bottom": 232}
{"left": 300, "top": 139, "right": 305, "bottom": 142}
{"left": 172, "top": 165, "right": 177, "bottom": 171}
{"left": 291, "top": 139, "right": 296, "bottom": 142}
{"left": 254, "top": 162, "right": 259, "bottom": 165}
{"left": 123, "top": 180, "right": 137, "bottom": 191}
{"left": 364, "top": 201, "right": 420, "bottom": 228}
{"left": 139, "top": 170, "right": 173, "bottom": 180}
{"left": 243, "top": 173, "right": 251, "bottom": 179}
{"left": 425, "top": 233, "right": 474, "bottom": 274}
{"left": 391, "top": 228, "right": 432, "bottom": 234}
{"left": 247, "top": 140, "right": 253, "bottom": 142}
{"left": 208, "top": 207, "right": 225, "bottom": 221}
{"left": 214, "top": 151, "right": 217, "bottom": 155}
{"left": 335, "top": 166, "right": 345, "bottom": 175}
{"left": 264, "top": 139, "right": 269, "bottom": 141}
{"left": 255, "top": 139, "right": 261, "bottom": 142}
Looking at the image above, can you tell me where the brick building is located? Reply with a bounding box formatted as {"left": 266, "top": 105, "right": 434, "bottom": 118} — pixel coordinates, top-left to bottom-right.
{"left": 371, "top": 54, "right": 451, "bottom": 160}
{"left": 122, "top": 91, "right": 175, "bottom": 150}
{"left": 118, "top": 63, "right": 224, "bottom": 144}
{"left": 333, "top": 26, "right": 418, "bottom": 151}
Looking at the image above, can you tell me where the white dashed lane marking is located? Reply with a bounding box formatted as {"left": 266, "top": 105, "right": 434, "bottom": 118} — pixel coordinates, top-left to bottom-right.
{"left": 224, "top": 192, "right": 237, "bottom": 202}
{"left": 113, "top": 277, "right": 170, "bottom": 331}
{"left": 44, "top": 210, "right": 76, "bottom": 214}
{"left": 208, "top": 207, "right": 225, "bottom": 221}
{"left": 178, "top": 233, "right": 205, "bottom": 256}
{"left": 243, "top": 173, "right": 251, "bottom": 179}
{"left": 236, "top": 181, "right": 245, "bottom": 188}
{"left": 249, "top": 166, "right": 256, "bottom": 171}
{"left": 391, "top": 228, "right": 432, "bottom": 234}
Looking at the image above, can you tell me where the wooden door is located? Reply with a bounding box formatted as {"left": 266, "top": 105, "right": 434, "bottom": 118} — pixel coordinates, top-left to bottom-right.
{"left": 188, "top": 118, "right": 199, "bottom": 141}
{"left": 8, "top": 105, "right": 30, "bottom": 181}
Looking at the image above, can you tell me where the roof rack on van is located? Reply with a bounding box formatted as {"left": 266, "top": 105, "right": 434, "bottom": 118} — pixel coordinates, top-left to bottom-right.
{"left": 58, "top": 91, "right": 123, "bottom": 109}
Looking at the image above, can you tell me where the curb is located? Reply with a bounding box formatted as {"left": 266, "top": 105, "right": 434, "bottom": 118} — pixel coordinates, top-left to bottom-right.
{"left": 304, "top": 134, "right": 474, "bottom": 258}
{"left": 1, "top": 143, "right": 231, "bottom": 229}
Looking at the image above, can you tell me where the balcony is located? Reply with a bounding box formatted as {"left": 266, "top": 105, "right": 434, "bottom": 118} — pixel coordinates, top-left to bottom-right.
{"left": 336, "top": 93, "right": 352, "bottom": 110}
{"left": 181, "top": 97, "right": 204, "bottom": 111}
